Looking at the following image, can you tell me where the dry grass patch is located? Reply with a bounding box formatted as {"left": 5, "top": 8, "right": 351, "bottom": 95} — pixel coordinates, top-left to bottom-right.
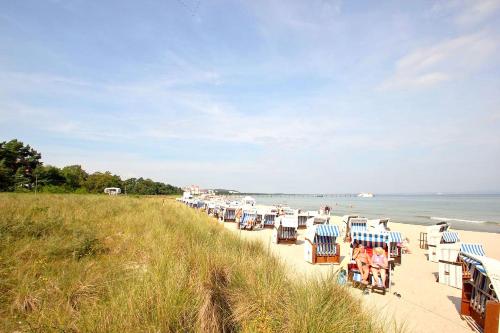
{"left": 0, "top": 193, "right": 385, "bottom": 332}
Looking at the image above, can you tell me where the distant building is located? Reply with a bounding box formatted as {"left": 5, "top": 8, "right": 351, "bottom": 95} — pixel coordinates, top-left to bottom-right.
{"left": 182, "top": 185, "right": 201, "bottom": 196}
{"left": 104, "top": 187, "right": 121, "bottom": 195}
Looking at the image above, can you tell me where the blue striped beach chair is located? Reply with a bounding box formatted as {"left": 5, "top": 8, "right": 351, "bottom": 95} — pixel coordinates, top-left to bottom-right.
{"left": 304, "top": 224, "right": 340, "bottom": 264}
{"left": 459, "top": 253, "right": 499, "bottom": 332}
{"left": 347, "top": 231, "right": 392, "bottom": 294}
{"left": 222, "top": 207, "right": 237, "bottom": 222}
{"left": 388, "top": 231, "right": 404, "bottom": 265}
{"left": 263, "top": 213, "right": 276, "bottom": 228}
{"left": 344, "top": 217, "right": 367, "bottom": 242}
{"left": 428, "top": 231, "right": 460, "bottom": 262}
{"left": 437, "top": 243, "right": 486, "bottom": 289}
{"left": 239, "top": 210, "right": 258, "bottom": 230}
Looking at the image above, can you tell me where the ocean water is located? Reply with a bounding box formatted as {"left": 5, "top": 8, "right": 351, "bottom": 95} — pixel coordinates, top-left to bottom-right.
{"left": 251, "top": 194, "right": 500, "bottom": 233}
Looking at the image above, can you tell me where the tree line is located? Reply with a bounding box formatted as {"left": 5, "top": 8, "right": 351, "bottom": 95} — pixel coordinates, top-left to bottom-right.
{"left": 0, "top": 139, "right": 182, "bottom": 195}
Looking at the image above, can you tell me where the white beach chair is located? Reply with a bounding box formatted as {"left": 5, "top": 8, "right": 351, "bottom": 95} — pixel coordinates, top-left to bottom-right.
{"left": 438, "top": 243, "right": 487, "bottom": 290}
{"left": 304, "top": 224, "right": 341, "bottom": 264}
{"left": 263, "top": 212, "right": 276, "bottom": 229}
{"left": 459, "top": 254, "right": 499, "bottom": 333}
{"left": 428, "top": 231, "right": 460, "bottom": 262}
{"left": 344, "top": 217, "right": 368, "bottom": 242}
{"left": 272, "top": 216, "right": 298, "bottom": 244}
{"left": 297, "top": 212, "right": 309, "bottom": 229}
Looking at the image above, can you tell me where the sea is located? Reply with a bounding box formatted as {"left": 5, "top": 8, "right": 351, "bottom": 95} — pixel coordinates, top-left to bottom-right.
{"left": 251, "top": 194, "right": 500, "bottom": 233}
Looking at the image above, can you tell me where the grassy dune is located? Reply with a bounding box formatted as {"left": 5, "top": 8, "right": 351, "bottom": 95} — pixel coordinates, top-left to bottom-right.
{"left": 0, "top": 194, "right": 382, "bottom": 332}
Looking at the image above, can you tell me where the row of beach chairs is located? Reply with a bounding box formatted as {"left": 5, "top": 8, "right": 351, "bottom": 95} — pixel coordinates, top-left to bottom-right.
{"left": 180, "top": 198, "right": 406, "bottom": 296}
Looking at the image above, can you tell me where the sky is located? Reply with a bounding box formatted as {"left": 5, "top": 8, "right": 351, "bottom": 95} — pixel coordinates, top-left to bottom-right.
{"left": 1, "top": 0, "right": 500, "bottom": 193}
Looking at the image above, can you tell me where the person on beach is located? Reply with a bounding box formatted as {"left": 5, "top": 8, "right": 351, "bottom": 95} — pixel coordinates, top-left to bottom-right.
{"left": 353, "top": 244, "right": 371, "bottom": 285}
{"left": 371, "top": 247, "right": 388, "bottom": 288}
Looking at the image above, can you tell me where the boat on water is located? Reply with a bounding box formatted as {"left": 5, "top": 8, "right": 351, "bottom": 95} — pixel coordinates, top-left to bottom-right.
{"left": 357, "top": 192, "right": 374, "bottom": 198}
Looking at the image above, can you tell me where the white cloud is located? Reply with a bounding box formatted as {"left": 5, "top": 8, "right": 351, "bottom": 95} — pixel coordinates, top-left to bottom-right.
{"left": 380, "top": 32, "right": 498, "bottom": 90}
{"left": 431, "top": 0, "right": 500, "bottom": 25}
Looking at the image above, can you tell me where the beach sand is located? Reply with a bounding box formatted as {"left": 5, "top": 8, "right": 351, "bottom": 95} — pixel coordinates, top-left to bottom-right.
{"left": 220, "top": 216, "right": 500, "bottom": 333}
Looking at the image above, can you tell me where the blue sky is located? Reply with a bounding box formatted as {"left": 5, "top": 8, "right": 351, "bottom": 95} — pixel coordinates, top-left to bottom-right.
{"left": 1, "top": 0, "right": 500, "bottom": 193}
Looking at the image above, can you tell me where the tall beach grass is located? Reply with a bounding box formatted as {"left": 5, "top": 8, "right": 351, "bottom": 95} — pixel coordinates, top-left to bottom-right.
{"left": 0, "top": 194, "right": 383, "bottom": 332}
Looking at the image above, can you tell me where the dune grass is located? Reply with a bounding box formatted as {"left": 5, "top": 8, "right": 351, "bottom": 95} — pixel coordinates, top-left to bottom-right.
{"left": 0, "top": 193, "right": 383, "bottom": 332}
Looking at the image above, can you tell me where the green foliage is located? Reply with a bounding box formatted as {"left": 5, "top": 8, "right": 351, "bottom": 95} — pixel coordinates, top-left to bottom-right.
{"left": 61, "top": 165, "right": 88, "bottom": 189}
{"left": 123, "top": 177, "right": 181, "bottom": 195}
{"left": 0, "top": 139, "right": 182, "bottom": 195}
{"left": 0, "top": 139, "right": 42, "bottom": 191}
{"left": 83, "top": 171, "right": 122, "bottom": 193}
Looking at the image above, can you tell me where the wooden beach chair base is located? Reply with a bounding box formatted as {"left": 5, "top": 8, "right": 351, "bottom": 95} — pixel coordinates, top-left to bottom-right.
{"left": 277, "top": 238, "right": 297, "bottom": 245}
{"left": 311, "top": 243, "right": 341, "bottom": 264}
{"left": 314, "top": 255, "right": 341, "bottom": 264}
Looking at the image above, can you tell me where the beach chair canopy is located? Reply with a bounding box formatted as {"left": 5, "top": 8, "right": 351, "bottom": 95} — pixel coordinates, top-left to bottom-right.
{"left": 442, "top": 231, "right": 460, "bottom": 243}
{"left": 387, "top": 231, "right": 403, "bottom": 244}
{"left": 306, "top": 224, "right": 340, "bottom": 241}
{"left": 351, "top": 231, "right": 389, "bottom": 248}
{"left": 349, "top": 218, "right": 368, "bottom": 233}
{"left": 275, "top": 216, "right": 298, "bottom": 228}
{"left": 460, "top": 254, "right": 500, "bottom": 300}
{"left": 316, "top": 225, "right": 340, "bottom": 256}
{"left": 460, "top": 243, "right": 486, "bottom": 257}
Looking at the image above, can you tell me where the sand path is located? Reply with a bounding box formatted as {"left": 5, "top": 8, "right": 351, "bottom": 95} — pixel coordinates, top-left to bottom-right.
{"left": 221, "top": 217, "right": 500, "bottom": 333}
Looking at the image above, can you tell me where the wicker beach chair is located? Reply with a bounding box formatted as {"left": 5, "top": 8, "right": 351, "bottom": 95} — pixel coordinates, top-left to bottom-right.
{"left": 438, "top": 243, "right": 487, "bottom": 289}
{"left": 222, "top": 207, "right": 237, "bottom": 222}
{"left": 272, "top": 216, "right": 298, "bottom": 244}
{"left": 347, "top": 231, "right": 392, "bottom": 295}
{"left": 344, "top": 217, "right": 368, "bottom": 242}
{"left": 263, "top": 212, "right": 276, "bottom": 229}
{"left": 297, "top": 212, "right": 309, "bottom": 229}
{"left": 388, "top": 231, "right": 404, "bottom": 265}
{"left": 304, "top": 224, "right": 341, "bottom": 264}
{"left": 239, "top": 210, "right": 258, "bottom": 230}
{"left": 428, "top": 231, "right": 460, "bottom": 262}
{"left": 459, "top": 254, "right": 499, "bottom": 333}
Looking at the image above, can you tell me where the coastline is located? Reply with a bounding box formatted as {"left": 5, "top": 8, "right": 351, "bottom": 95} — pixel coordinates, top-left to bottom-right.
{"left": 250, "top": 194, "right": 500, "bottom": 234}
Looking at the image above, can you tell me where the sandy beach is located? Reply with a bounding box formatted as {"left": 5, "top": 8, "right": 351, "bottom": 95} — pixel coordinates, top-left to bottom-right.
{"left": 221, "top": 215, "right": 500, "bottom": 333}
